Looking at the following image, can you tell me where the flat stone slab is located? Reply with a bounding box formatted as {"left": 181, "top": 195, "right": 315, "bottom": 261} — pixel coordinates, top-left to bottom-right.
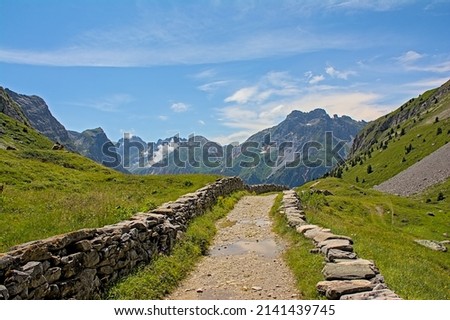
{"left": 296, "top": 225, "right": 319, "bottom": 234}
{"left": 317, "top": 280, "right": 375, "bottom": 300}
{"left": 340, "top": 289, "right": 402, "bottom": 300}
{"left": 335, "top": 259, "right": 374, "bottom": 266}
{"left": 319, "top": 239, "right": 353, "bottom": 255}
{"left": 304, "top": 228, "right": 327, "bottom": 239}
{"left": 322, "top": 262, "right": 377, "bottom": 280}
{"left": 327, "top": 249, "right": 357, "bottom": 262}
{"left": 313, "top": 232, "right": 353, "bottom": 244}
{"left": 414, "top": 240, "right": 447, "bottom": 252}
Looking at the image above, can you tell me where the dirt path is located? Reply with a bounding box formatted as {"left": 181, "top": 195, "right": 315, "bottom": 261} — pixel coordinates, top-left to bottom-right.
{"left": 167, "top": 194, "right": 300, "bottom": 300}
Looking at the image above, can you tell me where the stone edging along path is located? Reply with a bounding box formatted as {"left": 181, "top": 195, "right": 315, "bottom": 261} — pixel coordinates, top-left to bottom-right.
{"left": 280, "top": 190, "right": 402, "bottom": 300}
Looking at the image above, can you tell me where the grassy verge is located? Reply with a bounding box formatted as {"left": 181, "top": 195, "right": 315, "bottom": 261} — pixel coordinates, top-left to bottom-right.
{"left": 269, "top": 194, "right": 324, "bottom": 299}
{"left": 107, "top": 191, "right": 247, "bottom": 300}
{"left": 298, "top": 178, "right": 450, "bottom": 300}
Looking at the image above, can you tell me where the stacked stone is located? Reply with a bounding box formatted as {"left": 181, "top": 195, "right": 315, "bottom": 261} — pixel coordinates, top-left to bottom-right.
{"left": 280, "top": 190, "right": 401, "bottom": 300}
{"left": 0, "top": 177, "right": 286, "bottom": 300}
{"left": 246, "top": 184, "right": 289, "bottom": 194}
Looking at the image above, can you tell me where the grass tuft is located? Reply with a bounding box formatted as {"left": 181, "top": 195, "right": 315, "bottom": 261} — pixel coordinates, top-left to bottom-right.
{"left": 269, "top": 194, "right": 324, "bottom": 299}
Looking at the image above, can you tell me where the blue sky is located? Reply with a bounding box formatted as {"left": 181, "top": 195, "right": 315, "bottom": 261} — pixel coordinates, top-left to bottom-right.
{"left": 1, "top": 0, "right": 449, "bottom": 144}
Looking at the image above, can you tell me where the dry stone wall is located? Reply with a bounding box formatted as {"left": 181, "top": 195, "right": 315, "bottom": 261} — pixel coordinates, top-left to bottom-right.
{"left": 280, "top": 190, "right": 402, "bottom": 300}
{"left": 0, "top": 177, "right": 285, "bottom": 300}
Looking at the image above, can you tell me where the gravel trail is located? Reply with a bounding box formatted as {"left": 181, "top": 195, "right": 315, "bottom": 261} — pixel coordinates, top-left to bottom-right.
{"left": 167, "top": 194, "right": 300, "bottom": 300}
{"left": 374, "top": 142, "right": 450, "bottom": 196}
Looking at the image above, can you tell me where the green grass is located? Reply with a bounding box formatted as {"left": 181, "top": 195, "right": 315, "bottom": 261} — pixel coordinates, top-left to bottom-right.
{"left": 0, "top": 112, "right": 220, "bottom": 252}
{"left": 297, "top": 178, "right": 450, "bottom": 300}
{"left": 269, "top": 194, "right": 324, "bottom": 299}
{"left": 107, "top": 191, "right": 247, "bottom": 299}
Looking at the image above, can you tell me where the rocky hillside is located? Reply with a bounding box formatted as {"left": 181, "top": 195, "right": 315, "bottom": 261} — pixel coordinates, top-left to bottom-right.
{"left": 328, "top": 78, "right": 450, "bottom": 187}
{"left": 3, "top": 87, "right": 126, "bottom": 172}
{"left": 6, "top": 88, "right": 73, "bottom": 148}
{"left": 0, "top": 87, "right": 30, "bottom": 126}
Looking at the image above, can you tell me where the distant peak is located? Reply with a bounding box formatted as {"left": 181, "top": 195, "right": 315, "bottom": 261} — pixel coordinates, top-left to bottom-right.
{"left": 286, "top": 108, "right": 329, "bottom": 121}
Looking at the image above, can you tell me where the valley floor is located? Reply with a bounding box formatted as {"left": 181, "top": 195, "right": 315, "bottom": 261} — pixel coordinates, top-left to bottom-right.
{"left": 167, "top": 194, "right": 300, "bottom": 300}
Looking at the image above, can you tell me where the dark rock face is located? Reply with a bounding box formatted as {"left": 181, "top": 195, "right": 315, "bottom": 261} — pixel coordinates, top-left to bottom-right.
{"left": 6, "top": 88, "right": 72, "bottom": 148}
{"left": 0, "top": 87, "right": 30, "bottom": 126}
{"left": 69, "top": 128, "right": 128, "bottom": 173}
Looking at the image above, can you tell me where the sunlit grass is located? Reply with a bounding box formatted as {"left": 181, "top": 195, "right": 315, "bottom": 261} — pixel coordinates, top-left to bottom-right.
{"left": 297, "top": 178, "right": 450, "bottom": 300}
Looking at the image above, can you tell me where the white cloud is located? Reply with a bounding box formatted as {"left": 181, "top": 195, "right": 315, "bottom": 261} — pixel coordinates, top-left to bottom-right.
{"left": 70, "top": 93, "right": 133, "bottom": 112}
{"left": 192, "top": 69, "right": 216, "bottom": 79}
{"left": 325, "top": 65, "right": 357, "bottom": 80}
{"left": 224, "top": 86, "right": 259, "bottom": 104}
{"left": 396, "top": 50, "right": 424, "bottom": 64}
{"left": 309, "top": 74, "right": 325, "bottom": 84}
{"left": 198, "top": 80, "right": 231, "bottom": 93}
{"left": 158, "top": 115, "right": 168, "bottom": 121}
{"left": 170, "top": 102, "right": 189, "bottom": 113}
{"left": 198, "top": 120, "right": 205, "bottom": 126}
{"left": 224, "top": 71, "right": 301, "bottom": 105}
{"left": 217, "top": 87, "right": 391, "bottom": 144}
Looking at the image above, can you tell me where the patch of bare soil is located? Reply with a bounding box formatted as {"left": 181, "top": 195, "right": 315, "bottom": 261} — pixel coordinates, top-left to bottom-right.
{"left": 167, "top": 194, "right": 300, "bottom": 300}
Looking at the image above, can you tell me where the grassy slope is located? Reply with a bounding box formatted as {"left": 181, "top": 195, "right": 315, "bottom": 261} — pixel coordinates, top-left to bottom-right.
{"left": 294, "top": 84, "right": 450, "bottom": 299}
{"left": 337, "top": 87, "right": 450, "bottom": 187}
{"left": 298, "top": 178, "right": 449, "bottom": 299}
{"left": 0, "top": 112, "right": 219, "bottom": 252}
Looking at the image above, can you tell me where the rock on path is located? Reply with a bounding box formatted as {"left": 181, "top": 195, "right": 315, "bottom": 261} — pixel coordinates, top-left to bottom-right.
{"left": 374, "top": 142, "right": 450, "bottom": 196}
{"left": 167, "top": 194, "right": 300, "bottom": 300}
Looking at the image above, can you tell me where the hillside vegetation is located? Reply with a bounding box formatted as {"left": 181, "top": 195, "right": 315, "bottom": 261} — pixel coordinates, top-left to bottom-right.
{"left": 296, "top": 80, "right": 450, "bottom": 299}
{"left": 0, "top": 112, "right": 219, "bottom": 252}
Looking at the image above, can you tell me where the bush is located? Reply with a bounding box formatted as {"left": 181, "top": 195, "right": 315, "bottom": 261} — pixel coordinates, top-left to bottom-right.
{"left": 437, "top": 192, "right": 445, "bottom": 201}
{"left": 367, "top": 164, "right": 373, "bottom": 174}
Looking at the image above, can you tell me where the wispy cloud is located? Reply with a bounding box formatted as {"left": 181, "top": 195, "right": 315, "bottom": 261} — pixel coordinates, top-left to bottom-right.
{"left": 192, "top": 69, "right": 216, "bottom": 79}
{"left": 224, "top": 86, "right": 259, "bottom": 104}
{"left": 198, "top": 80, "right": 231, "bottom": 93}
{"left": 0, "top": 0, "right": 376, "bottom": 68}
{"left": 396, "top": 50, "right": 424, "bottom": 64}
{"left": 224, "top": 71, "right": 301, "bottom": 104}
{"left": 69, "top": 94, "right": 133, "bottom": 112}
{"left": 158, "top": 115, "right": 168, "bottom": 121}
{"left": 305, "top": 71, "right": 325, "bottom": 84}
{"left": 325, "top": 65, "right": 357, "bottom": 80}
{"left": 198, "top": 120, "right": 205, "bottom": 126}
{"left": 170, "top": 102, "right": 189, "bottom": 113}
